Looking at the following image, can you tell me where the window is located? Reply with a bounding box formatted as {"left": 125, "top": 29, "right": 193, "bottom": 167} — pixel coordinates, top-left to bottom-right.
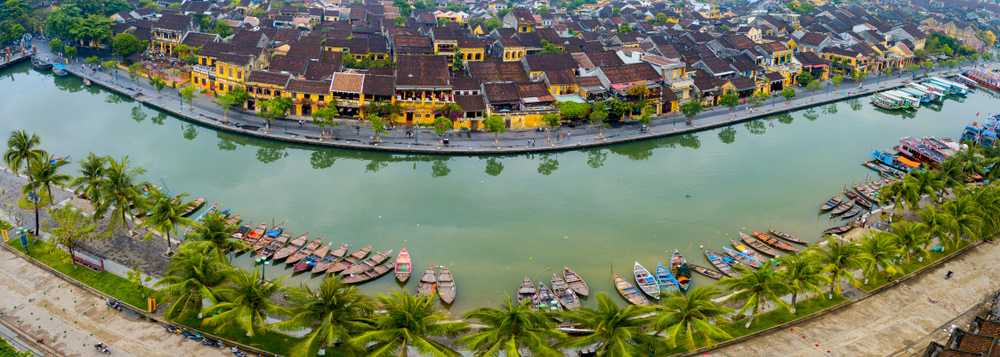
{"left": 275, "top": 91, "right": 281, "bottom": 96}
{"left": 237, "top": 71, "right": 242, "bottom": 80}
{"left": 228, "top": 68, "right": 233, "bottom": 77}
{"left": 200, "top": 58, "right": 205, "bottom": 65}
{"left": 319, "top": 95, "right": 324, "bottom": 101}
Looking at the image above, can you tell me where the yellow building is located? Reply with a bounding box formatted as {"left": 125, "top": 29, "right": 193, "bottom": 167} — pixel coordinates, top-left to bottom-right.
{"left": 284, "top": 79, "right": 331, "bottom": 116}
{"left": 497, "top": 38, "right": 525, "bottom": 62}
{"left": 541, "top": 69, "right": 578, "bottom": 95}
{"left": 150, "top": 14, "right": 197, "bottom": 55}
{"left": 457, "top": 38, "right": 486, "bottom": 62}
{"left": 244, "top": 70, "right": 292, "bottom": 112}
{"left": 394, "top": 55, "right": 453, "bottom": 126}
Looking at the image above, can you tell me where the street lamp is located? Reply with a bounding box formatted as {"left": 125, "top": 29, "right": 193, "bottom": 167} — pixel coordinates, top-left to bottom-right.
{"left": 255, "top": 257, "right": 270, "bottom": 283}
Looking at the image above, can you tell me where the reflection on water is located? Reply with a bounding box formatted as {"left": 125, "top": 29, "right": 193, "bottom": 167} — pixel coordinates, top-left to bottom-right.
{"left": 718, "top": 127, "right": 736, "bottom": 144}
{"left": 483, "top": 157, "right": 504, "bottom": 176}
{"left": 873, "top": 107, "right": 917, "bottom": 119}
{"left": 151, "top": 112, "right": 166, "bottom": 125}
{"left": 309, "top": 150, "right": 337, "bottom": 169}
{"left": 822, "top": 103, "right": 838, "bottom": 115}
{"left": 182, "top": 124, "right": 198, "bottom": 140}
{"left": 745, "top": 119, "right": 766, "bottom": 135}
{"left": 848, "top": 98, "right": 863, "bottom": 111}
{"left": 537, "top": 154, "right": 559, "bottom": 175}
{"left": 131, "top": 105, "right": 146, "bottom": 123}
{"left": 585, "top": 149, "right": 606, "bottom": 169}
{"left": 431, "top": 158, "right": 451, "bottom": 177}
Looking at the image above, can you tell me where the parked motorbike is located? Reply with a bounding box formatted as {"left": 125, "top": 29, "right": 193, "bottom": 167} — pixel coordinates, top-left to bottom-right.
{"left": 231, "top": 346, "right": 247, "bottom": 357}
{"left": 181, "top": 330, "right": 202, "bottom": 341}
{"left": 93, "top": 343, "right": 111, "bottom": 354}
{"left": 163, "top": 324, "right": 181, "bottom": 334}
{"left": 105, "top": 298, "right": 122, "bottom": 311}
{"left": 202, "top": 338, "right": 225, "bottom": 348}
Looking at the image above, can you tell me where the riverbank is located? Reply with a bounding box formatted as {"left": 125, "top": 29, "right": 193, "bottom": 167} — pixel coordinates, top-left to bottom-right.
{"left": 26, "top": 39, "right": 984, "bottom": 156}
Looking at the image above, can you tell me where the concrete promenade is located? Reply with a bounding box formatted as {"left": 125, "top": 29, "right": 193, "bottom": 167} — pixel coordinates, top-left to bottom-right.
{"left": 25, "top": 39, "right": 983, "bottom": 155}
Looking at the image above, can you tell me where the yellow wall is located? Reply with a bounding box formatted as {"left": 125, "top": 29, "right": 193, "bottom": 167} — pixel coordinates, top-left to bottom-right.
{"left": 503, "top": 47, "right": 525, "bottom": 61}
{"left": 548, "top": 83, "right": 577, "bottom": 95}
{"left": 458, "top": 48, "right": 485, "bottom": 61}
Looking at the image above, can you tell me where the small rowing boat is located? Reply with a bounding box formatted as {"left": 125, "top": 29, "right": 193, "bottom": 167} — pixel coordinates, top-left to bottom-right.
{"left": 416, "top": 265, "right": 437, "bottom": 298}
{"left": 342, "top": 260, "right": 393, "bottom": 284}
{"left": 535, "top": 283, "right": 560, "bottom": 311}
{"left": 328, "top": 245, "right": 373, "bottom": 274}
{"left": 83, "top": 78, "right": 91, "bottom": 86}
{"left": 242, "top": 223, "right": 268, "bottom": 247}
{"left": 705, "top": 251, "right": 739, "bottom": 278}
{"left": 395, "top": 249, "right": 411, "bottom": 282}
{"left": 184, "top": 203, "right": 218, "bottom": 236}
{"left": 820, "top": 194, "right": 843, "bottom": 211}
{"left": 551, "top": 273, "right": 580, "bottom": 310}
{"left": 613, "top": 273, "right": 650, "bottom": 306}
{"left": 823, "top": 226, "right": 852, "bottom": 235}
{"left": 738, "top": 232, "right": 779, "bottom": 256}
{"left": 273, "top": 233, "right": 309, "bottom": 261}
{"left": 563, "top": 267, "right": 589, "bottom": 296}
{"left": 751, "top": 230, "right": 800, "bottom": 252}
{"left": 844, "top": 190, "right": 873, "bottom": 209}
{"left": 767, "top": 227, "right": 809, "bottom": 245}
{"left": 231, "top": 221, "right": 252, "bottom": 240}
{"left": 633, "top": 262, "right": 660, "bottom": 299}
{"left": 285, "top": 237, "right": 322, "bottom": 264}
{"left": 655, "top": 263, "right": 680, "bottom": 296}
{"left": 293, "top": 243, "right": 331, "bottom": 273}
{"left": 342, "top": 249, "right": 394, "bottom": 276}
{"left": 671, "top": 250, "right": 692, "bottom": 291}
{"left": 517, "top": 277, "right": 536, "bottom": 305}
{"left": 179, "top": 196, "right": 206, "bottom": 217}
{"left": 830, "top": 199, "right": 856, "bottom": 216}
{"left": 689, "top": 264, "right": 726, "bottom": 279}
{"left": 255, "top": 230, "right": 290, "bottom": 260}
{"left": 225, "top": 213, "right": 243, "bottom": 226}
{"left": 311, "top": 243, "right": 349, "bottom": 273}
{"left": 437, "top": 266, "right": 456, "bottom": 304}
{"left": 723, "top": 246, "right": 762, "bottom": 268}
{"left": 252, "top": 223, "right": 283, "bottom": 252}
{"left": 841, "top": 204, "right": 863, "bottom": 219}
{"left": 730, "top": 238, "right": 767, "bottom": 262}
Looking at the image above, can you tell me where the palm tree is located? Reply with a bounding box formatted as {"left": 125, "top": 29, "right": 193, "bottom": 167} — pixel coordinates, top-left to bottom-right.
{"left": 648, "top": 286, "right": 734, "bottom": 351}
{"left": 4, "top": 130, "right": 45, "bottom": 234}
{"left": 93, "top": 156, "right": 147, "bottom": 234}
{"left": 185, "top": 211, "right": 248, "bottom": 262}
{"left": 940, "top": 194, "right": 983, "bottom": 250}
{"left": 154, "top": 244, "right": 229, "bottom": 320}
{"left": 69, "top": 152, "right": 107, "bottom": 202}
{"left": 885, "top": 221, "right": 931, "bottom": 262}
{"left": 558, "top": 293, "right": 664, "bottom": 357}
{"left": 138, "top": 190, "right": 194, "bottom": 255}
{"left": 969, "top": 186, "right": 1000, "bottom": 238}
{"left": 718, "top": 261, "right": 789, "bottom": 327}
{"left": 271, "top": 275, "right": 375, "bottom": 357}
{"left": 936, "top": 158, "right": 967, "bottom": 200}
{"left": 201, "top": 268, "right": 288, "bottom": 338}
{"left": 809, "top": 235, "right": 865, "bottom": 297}
{"left": 919, "top": 205, "right": 950, "bottom": 242}
{"left": 885, "top": 169, "right": 941, "bottom": 211}
{"left": 777, "top": 253, "right": 830, "bottom": 313}
{"left": 954, "top": 141, "right": 986, "bottom": 178}
{"left": 455, "top": 297, "right": 566, "bottom": 357}
{"left": 858, "top": 232, "right": 904, "bottom": 284}
{"left": 350, "top": 291, "right": 468, "bottom": 357}
{"left": 25, "top": 154, "right": 72, "bottom": 206}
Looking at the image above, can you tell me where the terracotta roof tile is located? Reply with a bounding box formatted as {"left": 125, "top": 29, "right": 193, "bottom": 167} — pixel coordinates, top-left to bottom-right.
{"left": 329, "top": 71, "right": 365, "bottom": 93}
{"left": 269, "top": 56, "right": 309, "bottom": 75}
{"left": 362, "top": 75, "right": 394, "bottom": 96}
{"left": 455, "top": 95, "right": 486, "bottom": 111}
{"left": 484, "top": 82, "right": 520, "bottom": 103}
{"left": 287, "top": 79, "right": 331, "bottom": 95}
{"left": 246, "top": 70, "right": 291, "bottom": 87}
{"left": 395, "top": 55, "right": 450, "bottom": 88}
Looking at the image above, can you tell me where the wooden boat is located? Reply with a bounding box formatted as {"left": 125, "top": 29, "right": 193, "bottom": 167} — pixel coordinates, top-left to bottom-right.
{"left": 293, "top": 243, "right": 331, "bottom": 273}
{"left": 342, "top": 249, "right": 394, "bottom": 276}
{"left": 613, "top": 273, "right": 650, "bottom": 306}
{"left": 767, "top": 227, "right": 809, "bottom": 245}
{"left": 231, "top": 221, "right": 252, "bottom": 240}
{"left": 823, "top": 226, "right": 852, "bottom": 235}
{"left": 327, "top": 245, "right": 373, "bottom": 274}
{"left": 31, "top": 59, "right": 52, "bottom": 70}
{"left": 516, "top": 277, "right": 536, "bottom": 305}
{"left": 633, "top": 262, "right": 660, "bottom": 299}
{"left": 255, "top": 230, "right": 290, "bottom": 260}
{"left": 551, "top": 274, "right": 581, "bottom": 310}
{"left": 671, "top": 251, "right": 692, "bottom": 291}
{"left": 723, "top": 246, "right": 762, "bottom": 268}
{"left": 751, "top": 230, "right": 800, "bottom": 252}
{"left": 286, "top": 237, "right": 322, "bottom": 264}
{"left": 689, "top": 264, "right": 726, "bottom": 280}
{"left": 704, "top": 251, "right": 739, "bottom": 278}
{"left": 844, "top": 190, "right": 873, "bottom": 209}
{"left": 179, "top": 196, "right": 206, "bottom": 217}
{"left": 52, "top": 64, "right": 68, "bottom": 76}
{"left": 225, "top": 213, "right": 243, "bottom": 226}
{"left": 83, "top": 79, "right": 91, "bottom": 86}
{"left": 183, "top": 203, "right": 216, "bottom": 236}
{"left": 654, "top": 263, "right": 680, "bottom": 296}
{"left": 841, "top": 204, "right": 863, "bottom": 219}
{"left": 829, "top": 199, "right": 856, "bottom": 216}
{"left": 854, "top": 183, "right": 879, "bottom": 201}
{"left": 242, "top": 223, "right": 268, "bottom": 247}
{"left": 273, "top": 233, "right": 309, "bottom": 261}
{"left": 342, "top": 261, "right": 393, "bottom": 284}
{"left": 416, "top": 265, "right": 437, "bottom": 298}
{"left": 534, "top": 283, "right": 560, "bottom": 311}
{"left": 394, "top": 249, "right": 411, "bottom": 282}
{"left": 563, "top": 267, "right": 589, "bottom": 296}
{"left": 730, "top": 238, "right": 767, "bottom": 262}
{"left": 738, "top": 232, "right": 779, "bottom": 256}
{"left": 820, "top": 194, "right": 843, "bottom": 211}
{"left": 437, "top": 266, "right": 456, "bottom": 304}
{"left": 252, "top": 223, "right": 283, "bottom": 252}
{"left": 311, "top": 243, "right": 350, "bottom": 273}
{"left": 717, "top": 251, "right": 753, "bottom": 272}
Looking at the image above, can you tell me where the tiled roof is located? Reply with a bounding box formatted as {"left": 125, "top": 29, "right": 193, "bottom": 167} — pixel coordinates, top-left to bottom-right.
{"left": 198, "top": 42, "right": 233, "bottom": 58}
{"left": 511, "top": 9, "right": 534, "bottom": 22}
{"left": 729, "top": 76, "right": 757, "bottom": 91}
{"left": 395, "top": 55, "right": 450, "bottom": 88}
{"left": 758, "top": 41, "right": 789, "bottom": 53}
{"left": 957, "top": 332, "right": 995, "bottom": 353}
{"left": 217, "top": 52, "right": 255, "bottom": 66}
{"left": 587, "top": 51, "right": 625, "bottom": 68}
{"left": 499, "top": 38, "right": 523, "bottom": 47}
{"left": 724, "top": 34, "right": 756, "bottom": 50}
{"left": 393, "top": 35, "right": 433, "bottom": 50}
{"left": 452, "top": 77, "right": 482, "bottom": 91}
{"left": 181, "top": 32, "right": 218, "bottom": 48}
{"left": 362, "top": 75, "right": 394, "bottom": 96}
{"left": 544, "top": 69, "right": 575, "bottom": 85}
{"left": 799, "top": 32, "right": 828, "bottom": 46}
{"left": 455, "top": 95, "right": 486, "bottom": 111}
{"left": 516, "top": 82, "right": 550, "bottom": 98}
{"left": 660, "top": 89, "right": 678, "bottom": 102}
{"left": 246, "top": 70, "right": 291, "bottom": 87}
{"left": 154, "top": 14, "right": 192, "bottom": 31}
{"left": 458, "top": 37, "right": 485, "bottom": 48}
{"left": 600, "top": 63, "right": 661, "bottom": 84}
{"left": 523, "top": 53, "right": 577, "bottom": 72}
{"left": 304, "top": 61, "right": 338, "bottom": 80}
{"left": 571, "top": 52, "right": 595, "bottom": 69}
{"left": 269, "top": 56, "right": 309, "bottom": 75}
{"left": 287, "top": 79, "right": 331, "bottom": 95}
{"left": 764, "top": 71, "right": 785, "bottom": 82}
{"left": 286, "top": 43, "right": 322, "bottom": 59}
{"left": 700, "top": 57, "right": 734, "bottom": 75}
{"left": 329, "top": 71, "right": 365, "bottom": 93}
{"left": 484, "top": 82, "right": 520, "bottom": 103}
{"left": 232, "top": 31, "right": 266, "bottom": 48}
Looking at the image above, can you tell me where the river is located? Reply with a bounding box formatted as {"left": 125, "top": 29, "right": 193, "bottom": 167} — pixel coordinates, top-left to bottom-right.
{"left": 0, "top": 62, "right": 993, "bottom": 313}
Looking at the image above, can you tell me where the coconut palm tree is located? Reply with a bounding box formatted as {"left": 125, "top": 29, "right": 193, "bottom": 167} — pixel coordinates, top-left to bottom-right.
{"left": 185, "top": 211, "right": 248, "bottom": 263}
{"left": 648, "top": 286, "right": 734, "bottom": 351}
{"left": 919, "top": 205, "right": 950, "bottom": 242}
{"left": 93, "top": 156, "right": 147, "bottom": 234}
{"left": 455, "top": 297, "right": 566, "bottom": 357}
{"left": 954, "top": 142, "right": 986, "bottom": 178}
{"left": 858, "top": 232, "right": 904, "bottom": 284}
{"left": 885, "top": 169, "right": 941, "bottom": 211}
{"left": 935, "top": 158, "right": 967, "bottom": 200}
{"left": 940, "top": 194, "right": 983, "bottom": 250}
{"left": 777, "top": 253, "right": 830, "bottom": 313}
{"left": 271, "top": 275, "right": 375, "bottom": 357}
{"left": 69, "top": 152, "right": 107, "bottom": 203}
{"left": 809, "top": 235, "right": 865, "bottom": 297}
{"left": 201, "top": 268, "right": 288, "bottom": 338}
{"left": 4, "top": 130, "right": 45, "bottom": 234}
{"left": 718, "top": 261, "right": 789, "bottom": 327}
{"left": 558, "top": 293, "right": 664, "bottom": 357}
{"left": 138, "top": 190, "right": 194, "bottom": 255}
{"left": 350, "top": 291, "right": 468, "bottom": 357}
{"left": 885, "top": 221, "right": 931, "bottom": 262}
{"left": 154, "top": 244, "right": 229, "bottom": 320}
{"left": 24, "top": 154, "right": 72, "bottom": 207}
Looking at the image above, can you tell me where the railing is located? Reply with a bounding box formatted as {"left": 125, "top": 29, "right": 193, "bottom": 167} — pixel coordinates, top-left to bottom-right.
{"left": 666, "top": 78, "right": 694, "bottom": 88}
{"left": 191, "top": 65, "right": 213, "bottom": 75}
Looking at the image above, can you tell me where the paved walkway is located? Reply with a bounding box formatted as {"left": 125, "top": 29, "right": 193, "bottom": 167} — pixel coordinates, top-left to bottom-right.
{"left": 26, "top": 40, "right": 987, "bottom": 155}
{"left": 704, "top": 240, "right": 1000, "bottom": 357}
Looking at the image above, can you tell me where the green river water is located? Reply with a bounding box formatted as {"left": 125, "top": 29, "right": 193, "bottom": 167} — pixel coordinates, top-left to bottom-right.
{"left": 1, "top": 63, "right": 994, "bottom": 313}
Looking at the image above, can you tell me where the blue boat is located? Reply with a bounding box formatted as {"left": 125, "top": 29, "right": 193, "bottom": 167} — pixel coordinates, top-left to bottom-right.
{"left": 723, "top": 246, "right": 762, "bottom": 269}
{"left": 655, "top": 263, "right": 680, "bottom": 296}
{"left": 265, "top": 222, "right": 284, "bottom": 238}
{"left": 870, "top": 150, "right": 920, "bottom": 173}
{"left": 183, "top": 203, "right": 218, "bottom": 236}
{"left": 52, "top": 64, "right": 68, "bottom": 76}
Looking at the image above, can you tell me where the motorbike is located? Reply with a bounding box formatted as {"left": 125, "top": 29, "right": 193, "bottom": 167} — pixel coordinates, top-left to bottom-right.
{"left": 106, "top": 298, "right": 122, "bottom": 311}
{"left": 202, "top": 338, "right": 225, "bottom": 348}
{"left": 163, "top": 324, "right": 181, "bottom": 334}
{"left": 182, "top": 330, "right": 202, "bottom": 341}
{"left": 231, "top": 346, "right": 247, "bottom": 357}
{"left": 93, "top": 343, "right": 111, "bottom": 354}
{"left": 945, "top": 270, "right": 954, "bottom": 279}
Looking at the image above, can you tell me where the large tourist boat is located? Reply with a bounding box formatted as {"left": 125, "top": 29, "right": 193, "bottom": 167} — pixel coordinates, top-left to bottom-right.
{"left": 953, "top": 74, "right": 979, "bottom": 88}
{"left": 871, "top": 92, "right": 914, "bottom": 110}
{"left": 894, "top": 136, "right": 951, "bottom": 167}
{"left": 927, "top": 77, "right": 969, "bottom": 95}
{"left": 870, "top": 150, "right": 920, "bottom": 173}
{"left": 908, "top": 83, "right": 945, "bottom": 101}
{"left": 961, "top": 114, "right": 1000, "bottom": 146}
{"left": 964, "top": 69, "right": 1000, "bottom": 92}
{"left": 900, "top": 86, "right": 937, "bottom": 102}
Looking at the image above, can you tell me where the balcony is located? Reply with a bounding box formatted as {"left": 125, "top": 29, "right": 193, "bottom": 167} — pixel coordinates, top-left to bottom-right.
{"left": 666, "top": 78, "right": 694, "bottom": 89}
{"left": 192, "top": 65, "right": 214, "bottom": 75}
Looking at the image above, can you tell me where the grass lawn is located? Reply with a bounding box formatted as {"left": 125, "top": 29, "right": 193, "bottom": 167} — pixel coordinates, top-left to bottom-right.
{"left": 7, "top": 238, "right": 155, "bottom": 308}
{"left": 719, "top": 294, "right": 849, "bottom": 338}
{"left": 173, "top": 313, "right": 303, "bottom": 355}
{"left": 859, "top": 240, "right": 970, "bottom": 292}
{"left": 17, "top": 190, "right": 52, "bottom": 210}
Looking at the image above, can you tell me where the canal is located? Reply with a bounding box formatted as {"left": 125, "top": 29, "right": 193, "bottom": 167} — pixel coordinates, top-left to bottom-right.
{"left": 0, "top": 62, "right": 993, "bottom": 313}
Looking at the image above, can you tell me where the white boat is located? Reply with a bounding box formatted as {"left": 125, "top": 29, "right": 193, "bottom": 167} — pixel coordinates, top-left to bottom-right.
{"left": 633, "top": 262, "right": 661, "bottom": 299}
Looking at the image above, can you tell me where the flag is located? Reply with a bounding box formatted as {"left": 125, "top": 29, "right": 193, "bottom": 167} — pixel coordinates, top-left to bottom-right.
{"left": 977, "top": 112, "right": 980, "bottom": 116}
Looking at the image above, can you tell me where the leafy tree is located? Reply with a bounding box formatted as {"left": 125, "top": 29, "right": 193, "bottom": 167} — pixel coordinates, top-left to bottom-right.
{"left": 589, "top": 102, "right": 608, "bottom": 138}
{"left": 618, "top": 24, "right": 632, "bottom": 34}
{"left": 93, "top": 156, "right": 147, "bottom": 233}
{"left": 830, "top": 75, "right": 843, "bottom": 90}
{"left": 4, "top": 130, "right": 45, "bottom": 234}
{"left": 905, "top": 64, "right": 919, "bottom": 74}
{"left": 940, "top": 195, "right": 982, "bottom": 250}
{"left": 655, "top": 13, "right": 668, "bottom": 24}
{"left": 885, "top": 221, "right": 930, "bottom": 262}
{"left": 433, "top": 102, "right": 463, "bottom": 122}
{"left": 183, "top": 52, "right": 198, "bottom": 65}
{"left": 922, "top": 61, "right": 934, "bottom": 75}
{"left": 649, "top": 286, "right": 734, "bottom": 351}
{"left": 559, "top": 293, "right": 664, "bottom": 357}
{"left": 272, "top": 275, "right": 375, "bottom": 357}
{"left": 806, "top": 80, "right": 823, "bottom": 96}
{"left": 100, "top": 60, "right": 118, "bottom": 71}
{"left": 65, "top": 46, "right": 78, "bottom": 57}
{"left": 211, "top": 21, "right": 234, "bottom": 38}
{"left": 350, "top": 291, "right": 468, "bottom": 357}
{"left": 48, "top": 39, "right": 63, "bottom": 52}
{"left": 433, "top": 116, "right": 453, "bottom": 144}
{"left": 542, "top": 113, "right": 560, "bottom": 142}
{"left": 535, "top": 5, "right": 548, "bottom": 13}
{"left": 680, "top": 101, "right": 702, "bottom": 122}
{"left": 180, "top": 86, "right": 198, "bottom": 111}
{"left": 215, "top": 92, "right": 239, "bottom": 123}
{"left": 312, "top": 105, "right": 340, "bottom": 138}
{"left": 369, "top": 114, "right": 388, "bottom": 142}
{"left": 43, "top": 205, "right": 107, "bottom": 269}
{"left": 394, "top": 16, "right": 407, "bottom": 27}
{"left": 718, "top": 93, "right": 739, "bottom": 114}
{"left": 128, "top": 62, "right": 142, "bottom": 84}
{"left": 70, "top": 15, "right": 113, "bottom": 47}
{"left": 797, "top": 72, "right": 814, "bottom": 86}
{"left": 780, "top": 87, "right": 797, "bottom": 103}
{"left": 455, "top": 297, "right": 566, "bottom": 357}
{"left": 138, "top": 190, "right": 193, "bottom": 254}
{"left": 748, "top": 92, "right": 768, "bottom": 107}
{"left": 809, "top": 235, "right": 865, "bottom": 296}
{"left": 484, "top": 115, "right": 506, "bottom": 145}
{"left": 112, "top": 33, "right": 144, "bottom": 59}
{"left": 777, "top": 254, "right": 830, "bottom": 313}
{"left": 486, "top": 18, "right": 502, "bottom": 31}
{"left": 539, "top": 40, "right": 559, "bottom": 54}
{"left": 257, "top": 97, "right": 292, "bottom": 126}
{"left": 149, "top": 77, "right": 167, "bottom": 98}
{"left": 719, "top": 261, "right": 789, "bottom": 326}
{"left": 201, "top": 269, "right": 288, "bottom": 337}
{"left": 155, "top": 244, "right": 229, "bottom": 320}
